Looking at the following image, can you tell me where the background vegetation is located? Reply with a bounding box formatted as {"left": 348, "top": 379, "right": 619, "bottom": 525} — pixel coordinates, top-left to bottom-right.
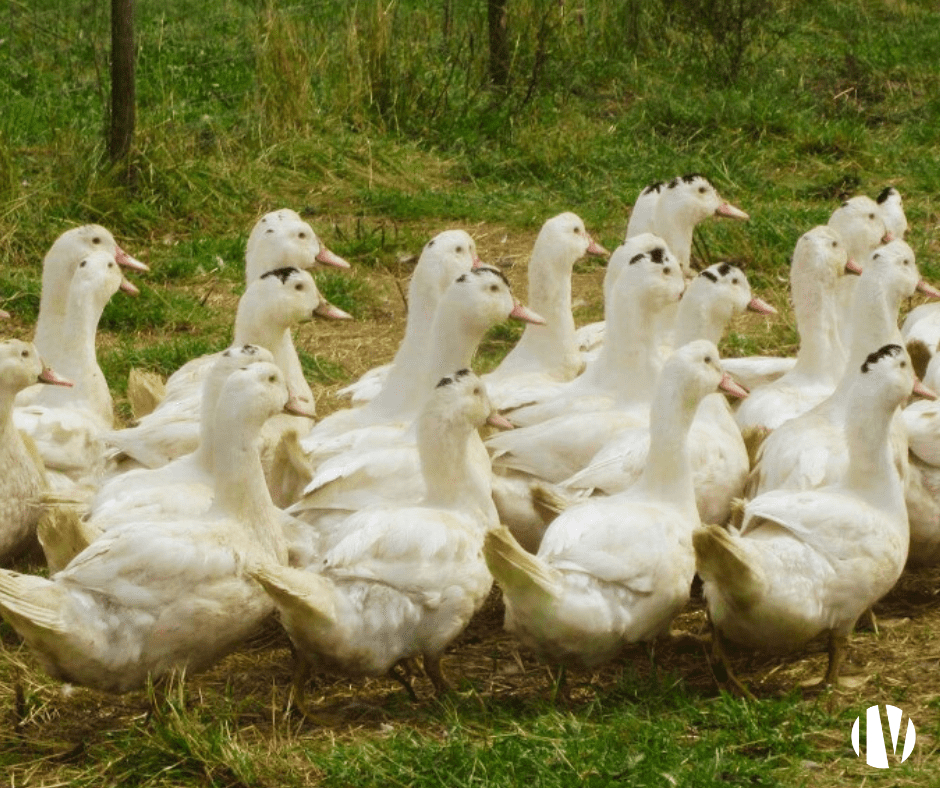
{"left": 2, "top": 0, "right": 940, "bottom": 785}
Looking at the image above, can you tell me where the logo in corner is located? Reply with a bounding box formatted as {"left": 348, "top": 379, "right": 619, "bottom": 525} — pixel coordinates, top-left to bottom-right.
{"left": 851, "top": 705, "right": 916, "bottom": 768}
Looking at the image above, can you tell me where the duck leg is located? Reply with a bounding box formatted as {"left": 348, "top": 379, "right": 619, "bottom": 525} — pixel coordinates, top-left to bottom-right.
{"left": 423, "top": 653, "right": 453, "bottom": 696}
{"left": 823, "top": 631, "right": 849, "bottom": 686}
{"left": 708, "top": 625, "right": 755, "bottom": 701}
{"left": 388, "top": 660, "right": 420, "bottom": 702}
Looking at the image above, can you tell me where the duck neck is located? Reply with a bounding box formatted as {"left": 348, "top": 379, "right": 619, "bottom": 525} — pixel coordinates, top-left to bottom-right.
{"left": 847, "top": 273, "right": 902, "bottom": 369}
{"left": 842, "top": 384, "right": 905, "bottom": 517}
{"left": 654, "top": 201, "right": 694, "bottom": 274}
{"left": 590, "top": 293, "right": 665, "bottom": 405}
{"left": 370, "top": 302, "right": 482, "bottom": 420}
{"left": 506, "top": 250, "right": 580, "bottom": 376}
{"left": 672, "top": 293, "right": 725, "bottom": 348}
{"left": 418, "top": 415, "right": 490, "bottom": 518}
{"left": 211, "top": 415, "right": 286, "bottom": 562}
{"left": 790, "top": 273, "right": 846, "bottom": 384}
{"left": 632, "top": 379, "right": 699, "bottom": 518}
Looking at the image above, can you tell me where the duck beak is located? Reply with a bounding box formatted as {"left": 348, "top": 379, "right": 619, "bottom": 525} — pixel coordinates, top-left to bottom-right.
{"left": 0, "top": 308, "right": 9, "bottom": 319}
{"left": 747, "top": 296, "right": 776, "bottom": 315}
{"left": 916, "top": 280, "right": 940, "bottom": 299}
{"left": 845, "top": 258, "right": 863, "bottom": 276}
{"left": 315, "top": 245, "right": 351, "bottom": 269}
{"left": 509, "top": 301, "right": 546, "bottom": 325}
{"left": 119, "top": 277, "right": 140, "bottom": 296}
{"left": 586, "top": 236, "right": 609, "bottom": 256}
{"left": 486, "top": 412, "right": 514, "bottom": 430}
{"left": 283, "top": 393, "right": 317, "bottom": 418}
{"left": 314, "top": 301, "right": 353, "bottom": 320}
{"left": 471, "top": 253, "right": 484, "bottom": 269}
{"left": 115, "top": 245, "right": 149, "bottom": 272}
{"left": 719, "top": 373, "right": 748, "bottom": 399}
{"left": 38, "top": 365, "right": 73, "bottom": 387}
{"left": 715, "top": 202, "right": 749, "bottom": 221}
{"left": 913, "top": 378, "right": 938, "bottom": 400}
{"left": 882, "top": 232, "right": 895, "bottom": 244}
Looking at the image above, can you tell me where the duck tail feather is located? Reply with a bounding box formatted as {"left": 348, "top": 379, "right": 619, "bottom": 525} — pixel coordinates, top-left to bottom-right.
{"left": 484, "top": 525, "right": 560, "bottom": 602}
{"left": 249, "top": 563, "right": 336, "bottom": 622}
{"left": 0, "top": 571, "right": 68, "bottom": 635}
{"left": 693, "top": 524, "right": 763, "bottom": 607}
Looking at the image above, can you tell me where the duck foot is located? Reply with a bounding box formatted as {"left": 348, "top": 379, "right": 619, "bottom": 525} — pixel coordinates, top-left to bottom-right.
{"left": 708, "top": 627, "right": 755, "bottom": 701}
{"left": 287, "top": 653, "right": 343, "bottom": 725}
{"left": 802, "top": 631, "right": 851, "bottom": 694}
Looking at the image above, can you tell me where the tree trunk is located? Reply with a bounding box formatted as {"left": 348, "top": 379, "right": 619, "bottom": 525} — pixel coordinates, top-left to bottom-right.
{"left": 487, "top": 0, "right": 510, "bottom": 88}
{"left": 109, "top": 0, "right": 135, "bottom": 162}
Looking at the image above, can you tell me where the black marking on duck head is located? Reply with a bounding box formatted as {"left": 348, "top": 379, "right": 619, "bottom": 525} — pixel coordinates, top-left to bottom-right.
{"left": 260, "top": 267, "right": 301, "bottom": 284}
{"left": 426, "top": 239, "right": 435, "bottom": 248}
{"left": 717, "top": 262, "right": 732, "bottom": 277}
{"left": 649, "top": 247, "right": 666, "bottom": 264}
{"left": 436, "top": 375, "right": 454, "bottom": 388}
{"left": 642, "top": 181, "right": 665, "bottom": 195}
{"left": 455, "top": 368, "right": 471, "bottom": 379}
{"left": 876, "top": 186, "right": 896, "bottom": 204}
{"left": 670, "top": 173, "right": 707, "bottom": 188}
{"left": 861, "top": 343, "right": 903, "bottom": 373}
{"left": 700, "top": 269, "right": 719, "bottom": 283}
{"left": 473, "top": 266, "right": 510, "bottom": 288}
{"left": 629, "top": 252, "right": 645, "bottom": 265}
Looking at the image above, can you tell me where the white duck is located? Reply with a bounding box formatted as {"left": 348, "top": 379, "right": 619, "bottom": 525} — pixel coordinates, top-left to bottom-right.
{"left": 107, "top": 267, "right": 348, "bottom": 470}
{"left": 336, "top": 229, "right": 481, "bottom": 405}
{"left": 484, "top": 341, "right": 740, "bottom": 669}
{"left": 244, "top": 208, "right": 350, "bottom": 282}
{"left": 90, "top": 345, "right": 299, "bottom": 532}
{"left": 747, "top": 240, "right": 939, "bottom": 498}
{"left": 501, "top": 242, "right": 685, "bottom": 429}
{"left": 695, "top": 343, "right": 914, "bottom": 686}
{"left": 251, "top": 369, "right": 501, "bottom": 698}
{"left": 299, "top": 266, "right": 542, "bottom": 467}
{"left": 14, "top": 251, "right": 130, "bottom": 488}
{"left": 0, "top": 341, "right": 72, "bottom": 563}
{"left": 563, "top": 263, "right": 771, "bottom": 526}
{"left": 734, "top": 226, "right": 857, "bottom": 435}
{"left": 0, "top": 362, "right": 292, "bottom": 693}
{"left": 32, "top": 224, "right": 147, "bottom": 364}
{"left": 483, "top": 212, "right": 606, "bottom": 411}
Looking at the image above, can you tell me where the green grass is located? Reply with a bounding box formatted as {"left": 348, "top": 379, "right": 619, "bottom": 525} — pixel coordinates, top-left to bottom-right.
{"left": 3, "top": 0, "right": 940, "bottom": 785}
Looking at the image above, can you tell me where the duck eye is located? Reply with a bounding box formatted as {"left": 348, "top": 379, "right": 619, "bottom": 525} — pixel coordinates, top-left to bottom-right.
{"left": 268, "top": 375, "right": 276, "bottom": 383}
{"left": 831, "top": 241, "right": 837, "bottom": 247}
{"left": 92, "top": 237, "right": 101, "bottom": 244}
{"left": 295, "top": 283, "right": 305, "bottom": 291}
{"left": 869, "top": 213, "right": 876, "bottom": 220}
{"left": 731, "top": 278, "right": 739, "bottom": 285}
{"left": 298, "top": 232, "right": 306, "bottom": 239}
{"left": 574, "top": 226, "right": 582, "bottom": 233}
{"left": 698, "top": 186, "right": 707, "bottom": 194}
{"left": 79, "top": 260, "right": 87, "bottom": 267}
{"left": 663, "top": 267, "right": 671, "bottom": 275}
{"left": 455, "top": 246, "right": 463, "bottom": 253}
{"left": 473, "top": 387, "right": 481, "bottom": 395}
{"left": 490, "top": 284, "right": 499, "bottom": 292}
{"left": 21, "top": 350, "right": 29, "bottom": 358}
{"left": 265, "top": 228, "right": 274, "bottom": 234}
{"left": 704, "top": 355, "right": 713, "bottom": 364}
{"left": 903, "top": 259, "right": 910, "bottom": 265}
{"left": 900, "top": 361, "right": 907, "bottom": 368}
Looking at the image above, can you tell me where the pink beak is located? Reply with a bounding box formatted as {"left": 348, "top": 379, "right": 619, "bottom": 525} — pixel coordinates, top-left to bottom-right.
{"left": 115, "top": 245, "right": 149, "bottom": 272}
{"left": 586, "top": 236, "right": 609, "bottom": 256}
{"left": 746, "top": 296, "right": 776, "bottom": 315}
{"left": 0, "top": 309, "right": 9, "bottom": 319}
{"left": 38, "top": 365, "right": 73, "bottom": 387}
{"left": 845, "top": 258, "right": 863, "bottom": 276}
{"left": 715, "top": 202, "right": 750, "bottom": 221}
{"left": 913, "top": 378, "right": 938, "bottom": 400}
{"left": 314, "top": 301, "right": 353, "bottom": 320}
{"left": 284, "top": 393, "right": 317, "bottom": 418}
{"left": 486, "top": 412, "right": 514, "bottom": 430}
{"left": 315, "top": 246, "right": 351, "bottom": 269}
{"left": 916, "top": 280, "right": 940, "bottom": 299}
{"left": 119, "top": 278, "right": 140, "bottom": 296}
{"left": 509, "top": 301, "right": 546, "bottom": 325}
{"left": 882, "top": 232, "right": 895, "bottom": 244}
{"left": 719, "top": 373, "right": 749, "bottom": 399}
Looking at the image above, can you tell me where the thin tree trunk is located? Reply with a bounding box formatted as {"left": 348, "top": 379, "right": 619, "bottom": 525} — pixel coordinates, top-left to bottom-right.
{"left": 109, "top": 0, "right": 135, "bottom": 162}
{"left": 487, "top": 0, "right": 509, "bottom": 88}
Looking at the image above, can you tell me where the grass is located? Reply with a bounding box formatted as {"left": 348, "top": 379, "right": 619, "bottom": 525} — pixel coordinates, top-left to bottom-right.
{"left": 2, "top": 0, "right": 940, "bottom": 785}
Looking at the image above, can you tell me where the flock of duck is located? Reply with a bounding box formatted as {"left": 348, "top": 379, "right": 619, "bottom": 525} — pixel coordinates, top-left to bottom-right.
{"left": 2, "top": 174, "right": 940, "bottom": 709}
